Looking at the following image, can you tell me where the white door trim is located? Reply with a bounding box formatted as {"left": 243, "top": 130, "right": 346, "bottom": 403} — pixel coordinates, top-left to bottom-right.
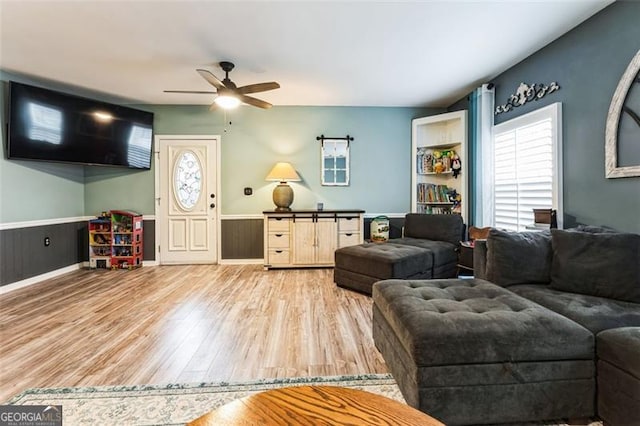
{"left": 154, "top": 134, "right": 222, "bottom": 264}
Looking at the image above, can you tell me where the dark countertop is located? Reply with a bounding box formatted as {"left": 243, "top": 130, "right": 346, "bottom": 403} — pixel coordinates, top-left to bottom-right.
{"left": 263, "top": 209, "right": 365, "bottom": 215}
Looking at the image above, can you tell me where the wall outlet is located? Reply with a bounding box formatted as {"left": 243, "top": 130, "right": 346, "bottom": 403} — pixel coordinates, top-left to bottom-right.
{"left": 44, "top": 237, "right": 51, "bottom": 247}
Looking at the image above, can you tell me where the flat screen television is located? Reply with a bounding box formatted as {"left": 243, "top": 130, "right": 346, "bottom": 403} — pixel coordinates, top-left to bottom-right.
{"left": 7, "top": 81, "right": 154, "bottom": 169}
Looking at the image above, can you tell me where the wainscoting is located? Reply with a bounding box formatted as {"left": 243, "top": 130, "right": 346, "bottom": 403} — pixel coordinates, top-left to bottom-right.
{"left": 218, "top": 215, "right": 407, "bottom": 261}
{"left": 0, "top": 219, "right": 156, "bottom": 287}
{"left": 220, "top": 218, "right": 264, "bottom": 260}
{"left": 0, "top": 220, "right": 87, "bottom": 286}
{"left": 0, "top": 215, "right": 407, "bottom": 287}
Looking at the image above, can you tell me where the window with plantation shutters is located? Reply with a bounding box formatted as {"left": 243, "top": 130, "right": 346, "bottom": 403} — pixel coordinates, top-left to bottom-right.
{"left": 492, "top": 103, "right": 563, "bottom": 231}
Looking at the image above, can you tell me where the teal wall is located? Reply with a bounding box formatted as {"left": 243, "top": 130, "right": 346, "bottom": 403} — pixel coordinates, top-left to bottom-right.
{"left": 0, "top": 78, "right": 85, "bottom": 223}
{"left": 0, "top": 154, "right": 85, "bottom": 222}
{"left": 123, "top": 105, "right": 437, "bottom": 215}
{"left": 1, "top": 69, "right": 436, "bottom": 221}
{"left": 84, "top": 166, "right": 154, "bottom": 217}
{"left": 489, "top": 1, "right": 640, "bottom": 233}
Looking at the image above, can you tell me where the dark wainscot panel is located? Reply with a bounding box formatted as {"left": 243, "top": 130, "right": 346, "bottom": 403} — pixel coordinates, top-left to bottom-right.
{"left": 143, "top": 219, "right": 155, "bottom": 262}
{"left": 1, "top": 219, "right": 156, "bottom": 287}
{"left": 0, "top": 221, "right": 87, "bottom": 286}
{"left": 221, "top": 218, "right": 264, "bottom": 260}
{"left": 218, "top": 216, "right": 406, "bottom": 261}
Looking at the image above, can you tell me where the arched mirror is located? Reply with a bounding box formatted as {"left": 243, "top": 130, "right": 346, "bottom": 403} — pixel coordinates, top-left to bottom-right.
{"left": 605, "top": 49, "right": 640, "bottom": 178}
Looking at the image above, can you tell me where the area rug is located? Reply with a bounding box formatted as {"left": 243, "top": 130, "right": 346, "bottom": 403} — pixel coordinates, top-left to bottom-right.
{"left": 7, "top": 373, "right": 603, "bottom": 426}
{"left": 7, "top": 374, "right": 401, "bottom": 425}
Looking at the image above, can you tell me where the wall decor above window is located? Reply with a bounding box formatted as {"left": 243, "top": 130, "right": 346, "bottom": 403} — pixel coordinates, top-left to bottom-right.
{"left": 495, "top": 82, "right": 560, "bottom": 115}
{"left": 605, "top": 49, "right": 640, "bottom": 179}
{"left": 317, "top": 134, "right": 353, "bottom": 186}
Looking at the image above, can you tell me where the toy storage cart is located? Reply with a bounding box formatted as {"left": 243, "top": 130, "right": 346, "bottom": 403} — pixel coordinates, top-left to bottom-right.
{"left": 89, "top": 218, "right": 112, "bottom": 268}
{"left": 110, "top": 210, "right": 143, "bottom": 269}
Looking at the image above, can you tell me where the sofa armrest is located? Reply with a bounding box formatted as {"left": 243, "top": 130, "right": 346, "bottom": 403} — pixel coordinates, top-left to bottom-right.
{"left": 473, "top": 239, "right": 488, "bottom": 279}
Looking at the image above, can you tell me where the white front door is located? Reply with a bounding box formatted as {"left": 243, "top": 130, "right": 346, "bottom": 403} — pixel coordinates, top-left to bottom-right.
{"left": 157, "top": 136, "right": 219, "bottom": 264}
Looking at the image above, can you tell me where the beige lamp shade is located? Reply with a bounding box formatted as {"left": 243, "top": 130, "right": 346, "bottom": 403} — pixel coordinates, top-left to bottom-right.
{"left": 265, "top": 162, "right": 301, "bottom": 182}
{"left": 266, "top": 162, "right": 300, "bottom": 211}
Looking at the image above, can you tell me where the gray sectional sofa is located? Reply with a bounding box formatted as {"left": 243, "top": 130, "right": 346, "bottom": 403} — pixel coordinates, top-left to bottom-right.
{"left": 372, "top": 227, "right": 640, "bottom": 425}
{"left": 334, "top": 214, "right": 464, "bottom": 294}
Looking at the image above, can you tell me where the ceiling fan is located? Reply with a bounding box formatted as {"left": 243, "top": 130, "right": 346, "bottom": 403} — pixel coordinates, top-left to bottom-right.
{"left": 164, "top": 61, "right": 280, "bottom": 109}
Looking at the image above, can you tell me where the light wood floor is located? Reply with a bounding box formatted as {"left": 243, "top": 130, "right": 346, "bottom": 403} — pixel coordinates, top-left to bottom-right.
{"left": 0, "top": 265, "right": 388, "bottom": 402}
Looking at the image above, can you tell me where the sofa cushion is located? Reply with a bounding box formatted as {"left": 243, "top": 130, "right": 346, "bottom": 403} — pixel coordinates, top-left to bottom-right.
{"left": 509, "top": 284, "right": 640, "bottom": 334}
{"left": 403, "top": 213, "right": 464, "bottom": 245}
{"left": 549, "top": 229, "right": 640, "bottom": 303}
{"left": 372, "top": 278, "right": 594, "bottom": 366}
{"left": 597, "top": 327, "right": 640, "bottom": 379}
{"left": 486, "top": 229, "right": 552, "bottom": 286}
{"left": 574, "top": 224, "right": 618, "bottom": 233}
{"left": 334, "top": 242, "right": 432, "bottom": 279}
{"left": 390, "top": 237, "right": 458, "bottom": 266}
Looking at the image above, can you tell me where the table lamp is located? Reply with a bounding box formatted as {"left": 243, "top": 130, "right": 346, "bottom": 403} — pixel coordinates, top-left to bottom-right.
{"left": 266, "top": 162, "right": 301, "bottom": 211}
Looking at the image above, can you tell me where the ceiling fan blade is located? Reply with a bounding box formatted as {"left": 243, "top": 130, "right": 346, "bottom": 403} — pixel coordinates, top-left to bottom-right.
{"left": 237, "top": 82, "right": 280, "bottom": 95}
{"left": 196, "top": 69, "right": 225, "bottom": 89}
{"left": 164, "top": 90, "right": 217, "bottom": 94}
{"left": 239, "top": 94, "right": 273, "bottom": 109}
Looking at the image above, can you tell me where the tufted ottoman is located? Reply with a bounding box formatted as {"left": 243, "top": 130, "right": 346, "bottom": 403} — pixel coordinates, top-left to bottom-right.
{"left": 334, "top": 243, "right": 433, "bottom": 295}
{"left": 596, "top": 327, "right": 640, "bottom": 425}
{"left": 372, "top": 278, "right": 596, "bottom": 425}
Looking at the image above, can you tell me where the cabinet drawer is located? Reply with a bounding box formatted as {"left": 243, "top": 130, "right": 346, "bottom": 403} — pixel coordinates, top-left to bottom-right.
{"left": 268, "top": 218, "right": 291, "bottom": 232}
{"left": 338, "top": 217, "right": 360, "bottom": 232}
{"left": 338, "top": 232, "right": 361, "bottom": 248}
{"left": 268, "top": 233, "right": 290, "bottom": 248}
{"left": 268, "top": 249, "right": 290, "bottom": 265}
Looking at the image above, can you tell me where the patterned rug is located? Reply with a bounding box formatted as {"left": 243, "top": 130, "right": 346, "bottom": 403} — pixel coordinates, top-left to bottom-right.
{"left": 7, "top": 374, "right": 401, "bottom": 425}
{"left": 7, "top": 374, "right": 603, "bottom": 426}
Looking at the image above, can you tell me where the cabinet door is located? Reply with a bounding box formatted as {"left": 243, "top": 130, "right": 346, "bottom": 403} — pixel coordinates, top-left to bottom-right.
{"left": 293, "top": 217, "right": 316, "bottom": 265}
{"left": 315, "top": 218, "right": 337, "bottom": 264}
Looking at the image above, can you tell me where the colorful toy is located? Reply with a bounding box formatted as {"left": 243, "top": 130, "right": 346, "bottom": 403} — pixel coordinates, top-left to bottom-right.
{"left": 451, "top": 154, "right": 461, "bottom": 178}
{"left": 448, "top": 189, "right": 462, "bottom": 212}
{"left": 425, "top": 153, "right": 433, "bottom": 172}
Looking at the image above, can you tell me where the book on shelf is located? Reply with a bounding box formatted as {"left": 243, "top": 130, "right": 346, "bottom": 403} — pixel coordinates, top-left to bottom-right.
{"left": 418, "top": 204, "right": 453, "bottom": 214}
{"left": 417, "top": 183, "right": 451, "bottom": 203}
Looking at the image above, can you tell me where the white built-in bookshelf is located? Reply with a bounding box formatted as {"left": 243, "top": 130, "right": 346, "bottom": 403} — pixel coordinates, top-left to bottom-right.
{"left": 411, "top": 110, "right": 468, "bottom": 223}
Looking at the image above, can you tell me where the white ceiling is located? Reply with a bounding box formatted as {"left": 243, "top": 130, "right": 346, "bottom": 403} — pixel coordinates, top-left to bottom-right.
{"left": 0, "top": 0, "right": 613, "bottom": 108}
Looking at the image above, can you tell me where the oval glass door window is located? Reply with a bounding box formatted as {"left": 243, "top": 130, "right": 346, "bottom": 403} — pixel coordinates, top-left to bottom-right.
{"left": 173, "top": 150, "right": 202, "bottom": 210}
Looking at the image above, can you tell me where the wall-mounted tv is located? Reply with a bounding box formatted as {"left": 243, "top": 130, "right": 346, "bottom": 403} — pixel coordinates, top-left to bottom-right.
{"left": 7, "top": 81, "right": 154, "bottom": 169}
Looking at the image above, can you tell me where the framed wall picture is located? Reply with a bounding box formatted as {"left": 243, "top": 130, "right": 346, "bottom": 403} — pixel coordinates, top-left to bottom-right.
{"left": 605, "top": 49, "right": 640, "bottom": 178}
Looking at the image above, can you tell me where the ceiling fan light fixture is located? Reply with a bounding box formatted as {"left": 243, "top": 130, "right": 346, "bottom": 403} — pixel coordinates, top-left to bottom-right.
{"left": 214, "top": 94, "right": 241, "bottom": 109}
{"left": 168, "top": 63, "right": 278, "bottom": 110}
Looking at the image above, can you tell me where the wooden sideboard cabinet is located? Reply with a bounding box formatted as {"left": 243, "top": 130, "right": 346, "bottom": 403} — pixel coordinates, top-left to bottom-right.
{"left": 263, "top": 210, "right": 364, "bottom": 269}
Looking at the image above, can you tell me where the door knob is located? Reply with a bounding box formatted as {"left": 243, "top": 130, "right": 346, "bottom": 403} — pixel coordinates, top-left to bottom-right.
{"left": 210, "top": 203, "right": 215, "bottom": 208}
{"left": 210, "top": 194, "right": 215, "bottom": 198}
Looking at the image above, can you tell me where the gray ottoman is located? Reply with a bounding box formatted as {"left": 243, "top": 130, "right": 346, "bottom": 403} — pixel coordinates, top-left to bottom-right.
{"left": 597, "top": 327, "right": 640, "bottom": 426}
{"left": 334, "top": 243, "right": 433, "bottom": 295}
{"left": 372, "top": 278, "right": 595, "bottom": 425}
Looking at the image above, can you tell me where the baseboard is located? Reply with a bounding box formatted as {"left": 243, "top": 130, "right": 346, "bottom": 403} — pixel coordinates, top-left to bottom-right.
{"left": 0, "top": 263, "right": 83, "bottom": 295}
{"left": 219, "top": 258, "right": 263, "bottom": 265}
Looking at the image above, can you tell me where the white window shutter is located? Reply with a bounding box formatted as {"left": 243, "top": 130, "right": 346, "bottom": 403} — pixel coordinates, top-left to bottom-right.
{"left": 493, "top": 103, "right": 562, "bottom": 231}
